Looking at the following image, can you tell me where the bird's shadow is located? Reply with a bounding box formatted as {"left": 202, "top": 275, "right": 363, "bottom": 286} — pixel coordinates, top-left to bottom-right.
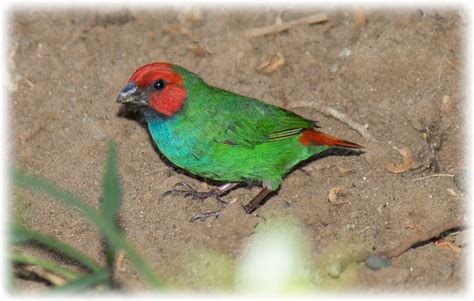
{"left": 284, "top": 146, "right": 364, "bottom": 183}
{"left": 117, "top": 105, "right": 148, "bottom": 130}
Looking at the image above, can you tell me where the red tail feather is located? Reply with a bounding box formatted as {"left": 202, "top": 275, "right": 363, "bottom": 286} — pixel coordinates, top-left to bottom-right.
{"left": 299, "top": 129, "right": 363, "bottom": 149}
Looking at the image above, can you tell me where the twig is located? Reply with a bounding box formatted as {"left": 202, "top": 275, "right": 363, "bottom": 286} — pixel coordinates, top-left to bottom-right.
{"left": 25, "top": 77, "right": 35, "bottom": 88}
{"left": 412, "top": 174, "right": 454, "bottom": 181}
{"left": 437, "top": 57, "right": 444, "bottom": 88}
{"left": 245, "top": 13, "right": 328, "bottom": 37}
{"left": 291, "top": 101, "right": 375, "bottom": 141}
{"left": 376, "top": 217, "right": 466, "bottom": 259}
{"left": 443, "top": 57, "right": 459, "bottom": 72}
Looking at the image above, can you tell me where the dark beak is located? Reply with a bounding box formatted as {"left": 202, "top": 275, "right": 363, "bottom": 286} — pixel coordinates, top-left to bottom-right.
{"left": 116, "top": 82, "right": 144, "bottom": 105}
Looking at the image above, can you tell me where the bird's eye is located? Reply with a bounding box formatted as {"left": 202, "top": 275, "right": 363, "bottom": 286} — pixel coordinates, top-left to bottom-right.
{"left": 153, "top": 79, "right": 166, "bottom": 91}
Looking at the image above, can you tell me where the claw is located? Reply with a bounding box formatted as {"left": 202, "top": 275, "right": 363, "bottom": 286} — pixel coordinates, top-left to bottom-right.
{"left": 190, "top": 210, "right": 221, "bottom": 222}
{"left": 158, "top": 182, "right": 238, "bottom": 221}
{"left": 158, "top": 182, "right": 226, "bottom": 202}
{"left": 158, "top": 190, "right": 174, "bottom": 201}
{"left": 159, "top": 182, "right": 202, "bottom": 201}
{"left": 217, "top": 198, "right": 228, "bottom": 206}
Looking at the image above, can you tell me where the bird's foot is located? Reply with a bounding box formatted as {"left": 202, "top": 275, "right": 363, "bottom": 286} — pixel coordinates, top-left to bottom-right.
{"left": 190, "top": 210, "right": 222, "bottom": 222}
{"left": 159, "top": 182, "right": 226, "bottom": 203}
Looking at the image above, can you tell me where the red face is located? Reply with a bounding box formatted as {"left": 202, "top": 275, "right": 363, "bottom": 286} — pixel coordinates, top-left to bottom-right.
{"left": 117, "top": 63, "right": 187, "bottom": 117}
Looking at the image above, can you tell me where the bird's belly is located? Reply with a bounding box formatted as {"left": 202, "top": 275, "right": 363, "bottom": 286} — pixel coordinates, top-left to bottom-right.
{"left": 146, "top": 116, "right": 313, "bottom": 183}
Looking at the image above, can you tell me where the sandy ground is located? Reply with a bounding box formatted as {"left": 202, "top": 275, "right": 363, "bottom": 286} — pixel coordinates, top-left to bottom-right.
{"left": 9, "top": 7, "right": 467, "bottom": 293}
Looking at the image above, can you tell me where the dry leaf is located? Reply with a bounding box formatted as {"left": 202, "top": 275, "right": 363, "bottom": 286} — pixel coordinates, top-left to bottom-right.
{"left": 406, "top": 223, "right": 424, "bottom": 232}
{"left": 337, "top": 165, "right": 355, "bottom": 177}
{"left": 258, "top": 53, "right": 285, "bottom": 74}
{"left": 187, "top": 42, "right": 209, "bottom": 56}
{"left": 19, "top": 126, "right": 45, "bottom": 144}
{"left": 386, "top": 146, "right": 416, "bottom": 173}
{"left": 185, "top": 8, "right": 203, "bottom": 24}
{"left": 115, "top": 250, "right": 126, "bottom": 272}
{"left": 328, "top": 186, "right": 350, "bottom": 205}
{"left": 441, "top": 95, "right": 452, "bottom": 113}
{"left": 447, "top": 188, "right": 459, "bottom": 197}
{"left": 353, "top": 6, "right": 366, "bottom": 28}
{"left": 434, "top": 240, "right": 461, "bottom": 253}
{"left": 19, "top": 131, "right": 31, "bottom": 144}
{"left": 162, "top": 23, "right": 191, "bottom": 36}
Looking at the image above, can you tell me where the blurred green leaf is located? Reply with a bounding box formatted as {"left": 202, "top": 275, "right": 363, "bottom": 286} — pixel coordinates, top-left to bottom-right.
{"left": 101, "top": 141, "right": 122, "bottom": 223}
{"left": 175, "top": 249, "right": 236, "bottom": 291}
{"left": 11, "top": 146, "right": 164, "bottom": 289}
{"left": 53, "top": 270, "right": 109, "bottom": 292}
{"left": 11, "top": 167, "right": 101, "bottom": 225}
{"left": 10, "top": 250, "right": 81, "bottom": 281}
{"left": 9, "top": 228, "right": 30, "bottom": 245}
{"left": 11, "top": 224, "right": 102, "bottom": 273}
{"left": 11, "top": 194, "right": 32, "bottom": 226}
{"left": 100, "top": 142, "right": 123, "bottom": 285}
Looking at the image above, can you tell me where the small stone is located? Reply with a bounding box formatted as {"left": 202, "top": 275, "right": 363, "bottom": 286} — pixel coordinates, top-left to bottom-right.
{"left": 453, "top": 170, "right": 466, "bottom": 192}
{"left": 338, "top": 47, "right": 351, "bottom": 58}
{"left": 81, "top": 116, "right": 90, "bottom": 124}
{"left": 454, "top": 230, "right": 469, "bottom": 248}
{"left": 441, "top": 95, "right": 453, "bottom": 113}
{"left": 327, "top": 260, "right": 344, "bottom": 278}
{"left": 365, "top": 255, "right": 391, "bottom": 270}
{"left": 19, "top": 37, "right": 31, "bottom": 50}
{"left": 64, "top": 84, "right": 75, "bottom": 93}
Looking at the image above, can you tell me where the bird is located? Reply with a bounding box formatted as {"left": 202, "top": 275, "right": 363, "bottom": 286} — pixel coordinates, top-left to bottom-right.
{"left": 116, "top": 62, "right": 362, "bottom": 221}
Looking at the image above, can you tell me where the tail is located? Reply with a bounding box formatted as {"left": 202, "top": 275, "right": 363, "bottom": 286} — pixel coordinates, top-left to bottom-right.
{"left": 299, "top": 129, "right": 363, "bottom": 149}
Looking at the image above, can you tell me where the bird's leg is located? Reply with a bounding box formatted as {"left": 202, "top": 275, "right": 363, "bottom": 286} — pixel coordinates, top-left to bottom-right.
{"left": 160, "top": 182, "right": 238, "bottom": 203}
{"left": 190, "top": 186, "right": 273, "bottom": 222}
{"left": 243, "top": 188, "right": 273, "bottom": 214}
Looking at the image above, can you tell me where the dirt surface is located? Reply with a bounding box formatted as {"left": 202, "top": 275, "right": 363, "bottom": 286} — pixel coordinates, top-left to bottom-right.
{"left": 9, "top": 7, "right": 467, "bottom": 293}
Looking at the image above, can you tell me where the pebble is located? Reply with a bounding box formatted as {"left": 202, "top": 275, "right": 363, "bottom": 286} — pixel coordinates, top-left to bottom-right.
{"left": 454, "top": 229, "right": 469, "bottom": 248}
{"left": 330, "top": 62, "right": 339, "bottom": 73}
{"left": 365, "top": 254, "right": 391, "bottom": 270}
{"left": 64, "top": 84, "right": 75, "bottom": 93}
{"left": 338, "top": 47, "right": 352, "bottom": 58}
{"left": 327, "top": 260, "right": 344, "bottom": 278}
{"left": 453, "top": 170, "right": 466, "bottom": 192}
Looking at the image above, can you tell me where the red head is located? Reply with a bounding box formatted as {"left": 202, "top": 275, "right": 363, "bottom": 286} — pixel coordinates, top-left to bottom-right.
{"left": 116, "top": 63, "right": 187, "bottom": 117}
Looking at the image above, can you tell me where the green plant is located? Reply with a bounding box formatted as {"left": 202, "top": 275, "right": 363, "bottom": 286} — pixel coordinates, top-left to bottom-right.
{"left": 10, "top": 142, "right": 164, "bottom": 291}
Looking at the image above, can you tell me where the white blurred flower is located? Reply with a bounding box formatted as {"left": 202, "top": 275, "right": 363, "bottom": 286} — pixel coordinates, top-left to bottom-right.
{"left": 235, "top": 218, "right": 314, "bottom": 295}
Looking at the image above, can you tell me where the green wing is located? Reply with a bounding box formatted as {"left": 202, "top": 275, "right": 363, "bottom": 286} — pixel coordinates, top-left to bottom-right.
{"left": 210, "top": 89, "right": 315, "bottom": 148}
{"left": 175, "top": 66, "right": 316, "bottom": 149}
